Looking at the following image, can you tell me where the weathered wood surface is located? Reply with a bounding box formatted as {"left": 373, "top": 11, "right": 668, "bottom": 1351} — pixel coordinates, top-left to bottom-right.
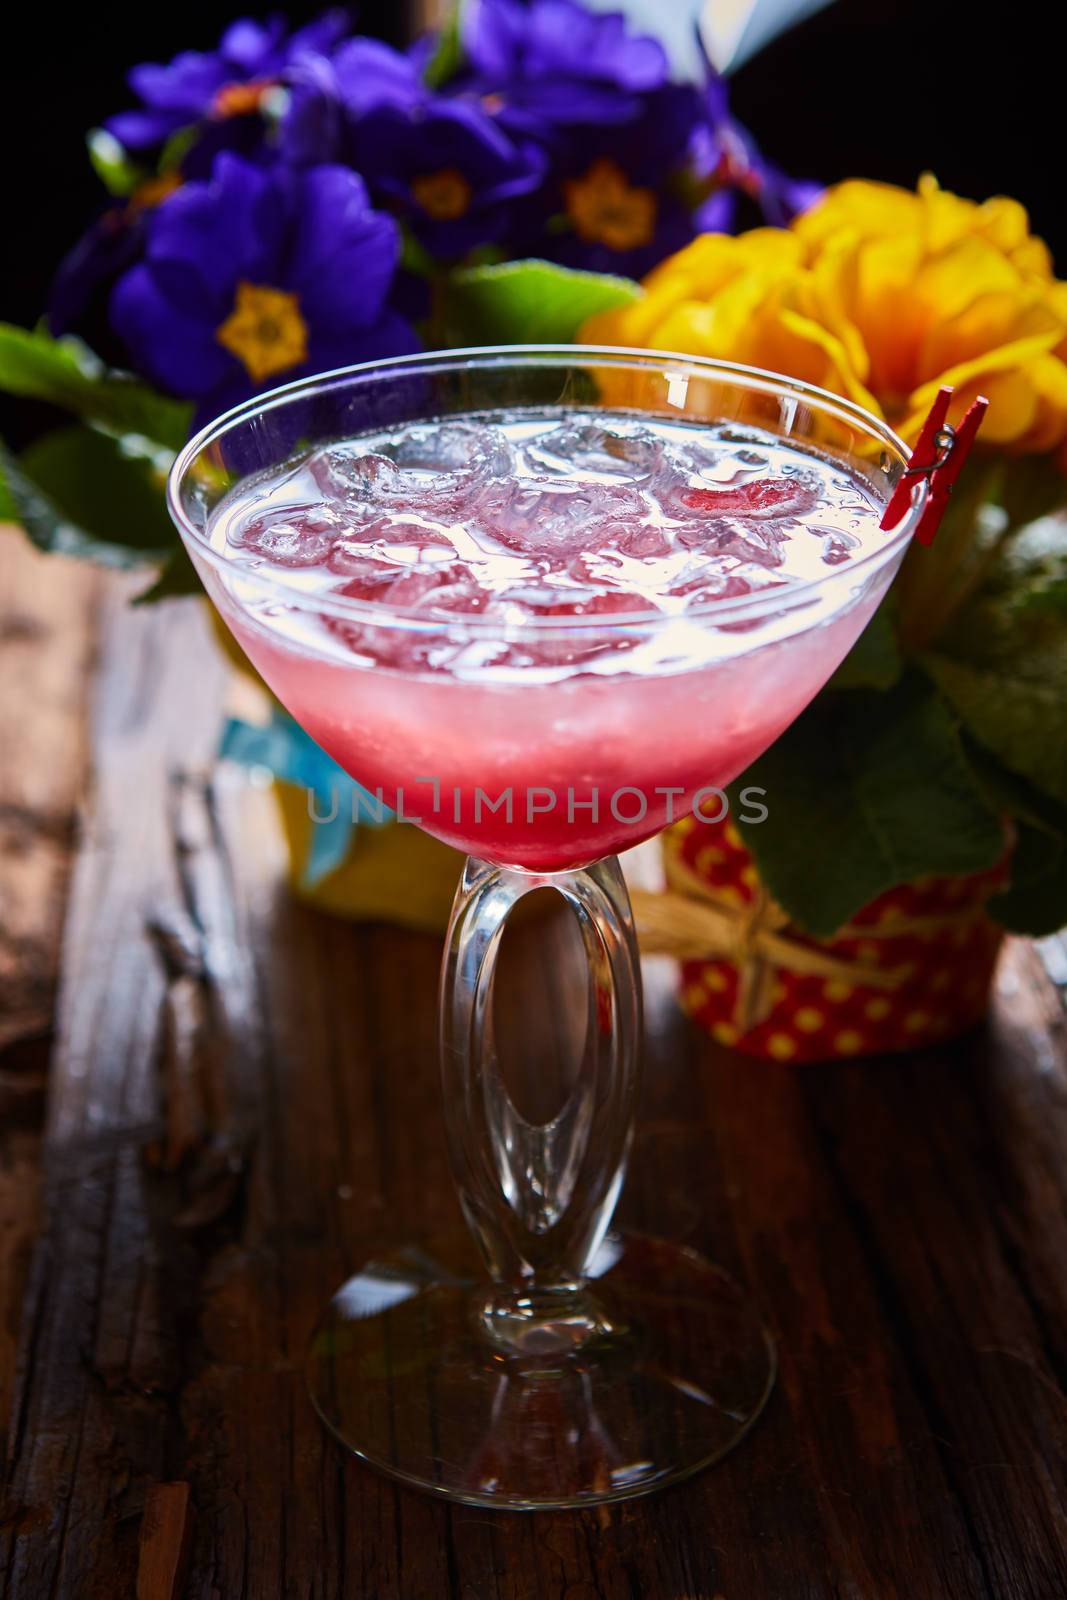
{"left": 0, "top": 534, "right": 100, "bottom": 1467}
{"left": 0, "top": 534, "right": 100, "bottom": 1054}
{"left": 2, "top": 578, "right": 1067, "bottom": 1599}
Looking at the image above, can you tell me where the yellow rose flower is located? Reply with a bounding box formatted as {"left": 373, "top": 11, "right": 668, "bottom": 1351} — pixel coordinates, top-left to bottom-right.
{"left": 582, "top": 228, "right": 884, "bottom": 428}
{"left": 793, "top": 175, "right": 1053, "bottom": 281}
{"left": 582, "top": 176, "right": 1067, "bottom": 458}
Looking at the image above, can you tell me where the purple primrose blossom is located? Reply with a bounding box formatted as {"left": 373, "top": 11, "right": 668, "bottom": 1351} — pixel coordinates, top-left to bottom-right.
{"left": 106, "top": 11, "right": 349, "bottom": 153}
{"left": 109, "top": 154, "right": 418, "bottom": 422}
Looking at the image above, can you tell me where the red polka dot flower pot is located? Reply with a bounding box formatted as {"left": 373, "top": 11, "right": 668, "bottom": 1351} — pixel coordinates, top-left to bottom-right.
{"left": 632, "top": 815, "right": 1008, "bottom": 1063}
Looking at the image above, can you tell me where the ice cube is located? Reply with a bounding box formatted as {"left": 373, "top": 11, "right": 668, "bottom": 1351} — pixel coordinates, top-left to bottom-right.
{"left": 684, "top": 439, "right": 767, "bottom": 484}
{"left": 681, "top": 565, "right": 788, "bottom": 608}
{"left": 543, "top": 589, "right": 658, "bottom": 619}
{"left": 232, "top": 505, "right": 343, "bottom": 567}
{"left": 821, "top": 530, "right": 860, "bottom": 565}
{"left": 479, "top": 479, "right": 649, "bottom": 558}
{"left": 326, "top": 515, "right": 456, "bottom": 573}
{"left": 497, "top": 581, "right": 592, "bottom": 610}
{"left": 677, "top": 513, "right": 788, "bottom": 569}
{"left": 487, "top": 586, "right": 660, "bottom": 675}
{"left": 718, "top": 518, "right": 790, "bottom": 569}
{"left": 322, "top": 558, "right": 501, "bottom": 671}
{"left": 523, "top": 422, "right": 665, "bottom": 481}
{"left": 682, "top": 575, "right": 758, "bottom": 607}
{"left": 674, "top": 518, "right": 733, "bottom": 554}
{"left": 329, "top": 562, "right": 408, "bottom": 604}
{"left": 422, "top": 576, "right": 496, "bottom": 616}
{"left": 670, "top": 554, "right": 736, "bottom": 594}
{"left": 322, "top": 566, "right": 440, "bottom": 659}
{"left": 309, "top": 450, "right": 402, "bottom": 502}
{"left": 310, "top": 424, "right": 511, "bottom": 524}
{"left": 660, "top": 476, "right": 818, "bottom": 522}
{"left": 382, "top": 569, "right": 453, "bottom": 608}
{"left": 391, "top": 421, "right": 512, "bottom": 478}
{"left": 610, "top": 520, "right": 673, "bottom": 559}
{"left": 349, "top": 560, "right": 490, "bottom": 616}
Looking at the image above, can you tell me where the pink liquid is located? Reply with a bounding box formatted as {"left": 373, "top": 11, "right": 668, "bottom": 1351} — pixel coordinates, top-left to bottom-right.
{"left": 205, "top": 409, "right": 897, "bottom": 869}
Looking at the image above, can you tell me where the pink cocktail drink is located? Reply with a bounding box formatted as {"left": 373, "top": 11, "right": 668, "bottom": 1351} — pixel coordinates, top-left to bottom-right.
{"left": 204, "top": 408, "right": 895, "bottom": 868}
{"left": 171, "top": 351, "right": 925, "bottom": 1511}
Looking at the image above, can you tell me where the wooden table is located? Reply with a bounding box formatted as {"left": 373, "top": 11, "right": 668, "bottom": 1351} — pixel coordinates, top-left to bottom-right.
{"left": 2, "top": 535, "right": 1066, "bottom": 1599}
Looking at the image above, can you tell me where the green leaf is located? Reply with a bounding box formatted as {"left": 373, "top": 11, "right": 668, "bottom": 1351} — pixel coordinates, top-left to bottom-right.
{"left": 133, "top": 542, "right": 203, "bottom": 603}
{"left": 732, "top": 672, "right": 1005, "bottom": 937}
{"left": 989, "top": 814, "right": 1067, "bottom": 935}
{"left": 828, "top": 601, "right": 902, "bottom": 690}
{"left": 924, "top": 650, "right": 1067, "bottom": 808}
{"left": 0, "top": 438, "right": 157, "bottom": 569}
{"left": 965, "top": 748, "right": 1067, "bottom": 935}
{"left": 461, "top": 243, "right": 507, "bottom": 269}
{"left": 158, "top": 124, "right": 201, "bottom": 175}
{"left": 399, "top": 227, "right": 439, "bottom": 280}
{"left": 918, "top": 502, "right": 1067, "bottom": 807}
{"left": 421, "top": 9, "right": 464, "bottom": 89}
{"left": 0, "top": 323, "right": 192, "bottom": 450}
{"left": 86, "top": 127, "right": 144, "bottom": 196}
{"left": 441, "top": 259, "right": 640, "bottom": 346}
{"left": 20, "top": 426, "right": 176, "bottom": 556}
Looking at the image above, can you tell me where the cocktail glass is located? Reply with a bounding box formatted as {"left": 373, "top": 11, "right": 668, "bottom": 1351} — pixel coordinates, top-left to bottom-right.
{"left": 167, "top": 347, "right": 925, "bottom": 1509}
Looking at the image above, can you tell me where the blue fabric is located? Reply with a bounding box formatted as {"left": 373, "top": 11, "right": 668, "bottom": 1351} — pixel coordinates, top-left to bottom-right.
{"left": 220, "top": 709, "right": 393, "bottom": 888}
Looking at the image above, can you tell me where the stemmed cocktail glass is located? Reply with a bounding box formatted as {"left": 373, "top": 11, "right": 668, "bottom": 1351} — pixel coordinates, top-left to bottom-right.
{"left": 168, "top": 347, "right": 924, "bottom": 1508}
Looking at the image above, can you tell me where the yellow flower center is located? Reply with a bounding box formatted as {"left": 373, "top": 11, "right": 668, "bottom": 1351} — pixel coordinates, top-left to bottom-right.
{"left": 212, "top": 78, "right": 277, "bottom": 119}
{"left": 216, "top": 282, "right": 309, "bottom": 383}
{"left": 410, "top": 168, "right": 473, "bottom": 221}
{"left": 563, "top": 159, "right": 657, "bottom": 252}
{"left": 128, "top": 171, "right": 182, "bottom": 215}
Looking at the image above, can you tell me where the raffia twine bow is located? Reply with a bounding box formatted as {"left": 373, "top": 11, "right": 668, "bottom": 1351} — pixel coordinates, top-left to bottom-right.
{"left": 631, "top": 834, "right": 995, "bottom": 1033}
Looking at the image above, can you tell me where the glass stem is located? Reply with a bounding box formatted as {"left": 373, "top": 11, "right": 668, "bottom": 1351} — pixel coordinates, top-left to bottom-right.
{"left": 440, "top": 855, "right": 642, "bottom": 1356}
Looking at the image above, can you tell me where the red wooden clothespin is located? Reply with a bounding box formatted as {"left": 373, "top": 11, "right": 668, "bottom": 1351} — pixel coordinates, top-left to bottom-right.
{"left": 880, "top": 385, "right": 988, "bottom": 546}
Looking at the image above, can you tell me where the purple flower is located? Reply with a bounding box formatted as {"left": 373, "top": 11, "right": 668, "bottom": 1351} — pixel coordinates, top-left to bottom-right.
{"left": 283, "top": 39, "right": 543, "bottom": 258}
{"left": 446, "top": 1, "right": 709, "bottom": 274}
{"left": 332, "top": 37, "right": 426, "bottom": 115}
{"left": 110, "top": 154, "right": 417, "bottom": 422}
{"left": 106, "top": 11, "right": 349, "bottom": 154}
{"left": 49, "top": 173, "right": 184, "bottom": 336}
{"left": 281, "top": 38, "right": 425, "bottom": 165}
{"left": 351, "top": 99, "right": 543, "bottom": 258}
{"left": 460, "top": 0, "right": 670, "bottom": 137}
{"left": 450, "top": 3, "right": 819, "bottom": 276}
{"left": 528, "top": 81, "right": 705, "bottom": 276}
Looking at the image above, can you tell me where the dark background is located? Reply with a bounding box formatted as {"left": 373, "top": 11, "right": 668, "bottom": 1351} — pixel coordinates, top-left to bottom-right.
{"left": 1, "top": 0, "right": 1055, "bottom": 438}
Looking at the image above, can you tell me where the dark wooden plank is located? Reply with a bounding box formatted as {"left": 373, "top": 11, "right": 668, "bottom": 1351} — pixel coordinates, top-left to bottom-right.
{"left": 799, "top": 951, "right": 1067, "bottom": 1600}
{"left": 3, "top": 583, "right": 1067, "bottom": 1598}
{"left": 982, "top": 939, "right": 1067, "bottom": 1391}
{"left": 0, "top": 534, "right": 100, "bottom": 1052}
{"left": 135, "top": 1482, "right": 194, "bottom": 1600}
{"left": 0, "top": 535, "right": 100, "bottom": 1462}
{"left": 0, "top": 586, "right": 231, "bottom": 1599}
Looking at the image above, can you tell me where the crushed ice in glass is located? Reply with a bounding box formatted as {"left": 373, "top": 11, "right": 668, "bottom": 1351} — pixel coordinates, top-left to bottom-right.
{"left": 213, "top": 409, "right": 888, "bottom": 667}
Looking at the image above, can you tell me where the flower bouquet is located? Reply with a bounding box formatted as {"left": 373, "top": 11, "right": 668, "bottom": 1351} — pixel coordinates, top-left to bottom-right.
{"left": 2, "top": 3, "right": 1065, "bottom": 1054}
{"left": 588, "top": 178, "right": 1067, "bottom": 1054}
{"left": 0, "top": 0, "right": 808, "bottom": 924}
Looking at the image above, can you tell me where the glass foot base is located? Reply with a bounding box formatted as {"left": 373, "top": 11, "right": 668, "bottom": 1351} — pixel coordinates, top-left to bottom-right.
{"left": 307, "top": 1230, "right": 776, "bottom": 1509}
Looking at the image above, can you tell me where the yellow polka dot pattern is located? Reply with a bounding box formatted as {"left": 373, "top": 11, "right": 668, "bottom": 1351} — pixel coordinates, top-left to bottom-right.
{"left": 665, "top": 811, "right": 1009, "bottom": 1064}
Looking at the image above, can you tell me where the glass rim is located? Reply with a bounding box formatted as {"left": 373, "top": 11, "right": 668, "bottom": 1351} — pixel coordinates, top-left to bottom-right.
{"left": 167, "top": 344, "right": 925, "bottom": 637}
